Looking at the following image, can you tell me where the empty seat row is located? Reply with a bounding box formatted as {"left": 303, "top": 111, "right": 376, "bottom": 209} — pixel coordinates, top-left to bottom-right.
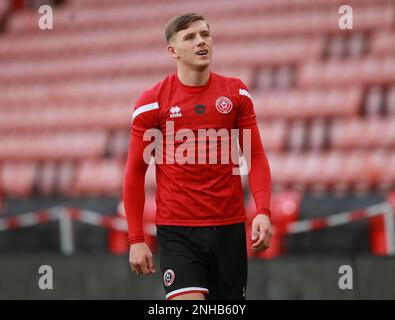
{"left": 72, "top": 159, "right": 124, "bottom": 197}
{"left": 268, "top": 150, "right": 395, "bottom": 193}
{"left": 0, "top": 27, "right": 322, "bottom": 64}
{"left": 0, "top": 75, "right": 164, "bottom": 107}
{"left": 0, "top": 105, "right": 131, "bottom": 131}
{"left": 0, "top": 51, "right": 172, "bottom": 85}
{"left": 71, "top": 0, "right": 372, "bottom": 11}
{"left": 1, "top": 149, "right": 394, "bottom": 198}
{"left": 324, "top": 33, "right": 367, "bottom": 59}
{"left": 8, "top": 0, "right": 393, "bottom": 38}
{"left": 253, "top": 87, "right": 362, "bottom": 119}
{"left": 0, "top": 131, "right": 108, "bottom": 161}
{"left": 1, "top": 113, "right": 394, "bottom": 155}
{"left": 364, "top": 85, "right": 395, "bottom": 116}
{"left": 298, "top": 57, "right": 395, "bottom": 87}
{"left": 0, "top": 159, "right": 124, "bottom": 198}
{"left": 0, "top": 38, "right": 322, "bottom": 84}
{"left": 330, "top": 118, "right": 395, "bottom": 149}
{"left": 0, "top": 68, "right": 253, "bottom": 108}
{"left": 370, "top": 31, "right": 395, "bottom": 57}
{"left": 0, "top": 26, "right": 163, "bottom": 61}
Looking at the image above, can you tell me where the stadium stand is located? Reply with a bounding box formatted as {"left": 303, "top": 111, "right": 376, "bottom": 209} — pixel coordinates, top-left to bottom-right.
{"left": 0, "top": 0, "right": 394, "bottom": 256}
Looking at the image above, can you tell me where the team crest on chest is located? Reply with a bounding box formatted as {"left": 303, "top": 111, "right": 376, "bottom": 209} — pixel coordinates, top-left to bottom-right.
{"left": 215, "top": 96, "right": 233, "bottom": 114}
{"left": 164, "top": 269, "right": 175, "bottom": 287}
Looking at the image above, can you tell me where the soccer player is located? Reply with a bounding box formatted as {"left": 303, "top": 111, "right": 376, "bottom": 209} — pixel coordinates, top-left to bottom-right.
{"left": 123, "top": 13, "right": 272, "bottom": 300}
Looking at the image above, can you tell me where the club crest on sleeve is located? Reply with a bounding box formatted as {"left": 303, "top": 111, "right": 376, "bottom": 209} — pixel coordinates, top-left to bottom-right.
{"left": 164, "top": 269, "right": 175, "bottom": 287}
{"left": 215, "top": 96, "right": 233, "bottom": 114}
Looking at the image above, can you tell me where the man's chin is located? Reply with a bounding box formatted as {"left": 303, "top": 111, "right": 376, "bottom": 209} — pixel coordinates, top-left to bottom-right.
{"left": 194, "top": 61, "right": 211, "bottom": 71}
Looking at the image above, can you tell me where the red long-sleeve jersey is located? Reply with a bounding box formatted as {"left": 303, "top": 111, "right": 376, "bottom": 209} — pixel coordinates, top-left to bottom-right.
{"left": 123, "top": 72, "right": 271, "bottom": 244}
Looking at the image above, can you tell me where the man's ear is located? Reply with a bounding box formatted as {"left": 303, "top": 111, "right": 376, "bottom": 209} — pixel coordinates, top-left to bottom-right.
{"left": 167, "top": 44, "right": 179, "bottom": 59}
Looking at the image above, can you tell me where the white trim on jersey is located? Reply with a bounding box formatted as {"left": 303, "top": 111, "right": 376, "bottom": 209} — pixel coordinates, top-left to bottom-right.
{"left": 239, "top": 88, "right": 252, "bottom": 100}
{"left": 166, "top": 287, "right": 209, "bottom": 300}
{"left": 132, "top": 102, "right": 159, "bottom": 120}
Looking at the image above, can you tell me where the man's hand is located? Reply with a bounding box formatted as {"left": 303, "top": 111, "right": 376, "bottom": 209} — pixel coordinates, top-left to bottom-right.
{"left": 129, "top": 242, "right": 155, "bottom": 275}
{"left": 251, "top": 214, "right": 272, "bottom": 253}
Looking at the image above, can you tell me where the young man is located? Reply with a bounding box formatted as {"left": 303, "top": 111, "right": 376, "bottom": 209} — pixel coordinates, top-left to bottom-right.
{"left": 123, "top": 13, "right": 272, "bottom": 300}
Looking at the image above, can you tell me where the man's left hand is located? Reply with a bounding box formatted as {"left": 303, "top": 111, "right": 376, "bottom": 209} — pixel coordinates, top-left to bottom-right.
{"left": 251, "top": 214, "right": 272, "bottom": 253}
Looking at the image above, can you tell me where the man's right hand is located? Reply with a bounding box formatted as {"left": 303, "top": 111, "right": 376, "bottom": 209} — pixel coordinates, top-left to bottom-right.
{"left": 129, "top": 242, "right": 155, "bottom": 275}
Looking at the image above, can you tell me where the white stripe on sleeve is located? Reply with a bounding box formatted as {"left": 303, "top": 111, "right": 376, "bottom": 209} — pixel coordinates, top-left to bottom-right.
{"left": 132, "top": 102, "right": 159, "bottom": 120}
{"left": 239, "top": 88, "right": 252, "bottom": 100}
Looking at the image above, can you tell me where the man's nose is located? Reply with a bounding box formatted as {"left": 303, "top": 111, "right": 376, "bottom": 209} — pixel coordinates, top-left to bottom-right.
{"left": 196, "top": 35, "right": 206, "bottom": 47}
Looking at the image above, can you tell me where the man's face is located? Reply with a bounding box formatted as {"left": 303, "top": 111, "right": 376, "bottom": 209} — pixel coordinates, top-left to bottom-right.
{"left": 168, "top": 20, "right": 213, "bottom": 70}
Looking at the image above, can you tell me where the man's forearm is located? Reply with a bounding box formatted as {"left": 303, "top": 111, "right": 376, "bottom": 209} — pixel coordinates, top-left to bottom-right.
{"left": 240, "top": 124, "right": 272, "bottom": 218}
{"left": 249, "top": 153, "right": 272, "bottom": 218}
{"left": 123, "top": 132, "right": 149, "bottom": 244}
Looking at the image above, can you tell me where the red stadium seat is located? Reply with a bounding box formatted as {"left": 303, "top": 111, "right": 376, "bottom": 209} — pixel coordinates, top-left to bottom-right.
{"left": 288, "top": 121, "right": 307, "bottom": 151}
{"left": 360, "top": 150, "right": 387, "bottom": 192}
{"left": 379, "top": 151, "right": 395, "bottom": 191}
{"left": 387, "top": 86, "right": 395, "bottom": 115}
{"left": 334, "top": 151, "right": 366, "bottom": 193}
{"left": 313, "top": 151, "right": 345, "bottom": 192}
{"left": 272, "top": 152, "right": 303, "bottom": 189}
{"left": 257, "top": 121, "right": 287, "bottom": 152}
{"left": 0, "top": 131, "right": 108, "bottom": 161}
{"left": 349, "top": 33, "right": 367, "bottom": 58}
{"left": 370, "top": 31, "right": 395, "bottom": 57}
{"left": 256, "top": 67, "right": 275, "bottom": 90}
{"left": 266, "top": 152, "right": 285, "bottom": 191}
{"left": 0, "top": 162, "right": 37, "bottom": 197}
{"left": 308, "top": 119, "right": 327, "bottom": 151}
{"left": 327, "top": 35, "right": 346, "bottom": 59}
{"left": 107, "top": 131, "right": 130, "bottom": 159}
{"left": 73, "top": 159, "right": 123, "bottom": 196}
{"left": 36, "top": 162, "right": 57, "bottom": 196}
{"left": 365, "top": 86, "right": 384, "bottom": 117}
{"left": 296, "top": 152, "right": 325, "bottom": 190}
{"left": 57, "top": 161, "right": 76, "bottom": 197}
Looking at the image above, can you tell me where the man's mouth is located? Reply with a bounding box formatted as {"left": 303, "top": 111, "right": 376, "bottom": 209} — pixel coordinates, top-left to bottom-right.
{"left": 196, "top": 50, "right": 208, "bottom": 56}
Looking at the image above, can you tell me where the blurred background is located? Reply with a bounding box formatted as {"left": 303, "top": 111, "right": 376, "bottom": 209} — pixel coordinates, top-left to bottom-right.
{"left": 1, "top": 0, "right": 395, "bottom": 299}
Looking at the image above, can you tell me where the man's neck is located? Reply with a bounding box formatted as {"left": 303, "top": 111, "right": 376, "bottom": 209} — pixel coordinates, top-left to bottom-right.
{"left": 177, "top": 65, "right": 211, "bottom": 86}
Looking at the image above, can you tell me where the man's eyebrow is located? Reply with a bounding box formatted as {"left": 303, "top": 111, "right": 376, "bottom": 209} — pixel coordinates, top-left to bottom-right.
{"left": 182, "top": 32, "right": 194, "bottom": 39}
{"left": 182, "top": 30, "right": 210, "bottom": 39}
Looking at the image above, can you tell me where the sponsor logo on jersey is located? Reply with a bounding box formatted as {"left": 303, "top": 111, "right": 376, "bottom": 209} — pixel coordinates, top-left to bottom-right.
{"left": 194, "top": 104, "right": 206, "bottom": 115}
{"left": 169, "top": 106, "right": 182, "bottom": 118}
{"left": 215, "top": 96, "right": 233, "bottom": 114}
{"left": 164, "top": 269, "right": 175, "bottom": 287}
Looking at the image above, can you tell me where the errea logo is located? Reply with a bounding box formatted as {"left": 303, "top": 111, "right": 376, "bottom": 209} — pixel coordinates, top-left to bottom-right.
{"left": 169, "top": 106, "right": 182, "bottom": 118}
